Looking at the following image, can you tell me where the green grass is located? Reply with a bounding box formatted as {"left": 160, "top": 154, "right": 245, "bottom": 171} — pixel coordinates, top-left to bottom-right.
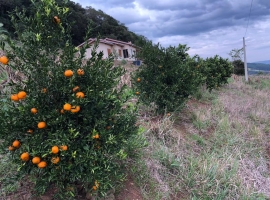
{"left": 128, "top": 75, "right": 270, "bottom": 199}
{"left": 0, "top": 153, "right": 20, "bottom": 197}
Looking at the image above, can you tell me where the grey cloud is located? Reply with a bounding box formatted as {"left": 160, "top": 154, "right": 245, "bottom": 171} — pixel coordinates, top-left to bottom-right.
{"left": 72, "top": 0, "right": 270, "bottom": 61}
{"left": 129, "top": 0, "right": 270, "bottom": 38}
{"left": 75, "top": 0, "right": 270, "bottom": 38}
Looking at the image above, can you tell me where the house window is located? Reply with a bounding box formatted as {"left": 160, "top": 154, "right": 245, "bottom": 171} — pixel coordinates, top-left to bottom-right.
{"left": 123, "top": 49, "right": 129, "bottom": 58}
{"left": 118, "top": 49, "right": 122, "bottom": 57}
{"left": 107, "top": 48, "right": 112, "bottom": 56}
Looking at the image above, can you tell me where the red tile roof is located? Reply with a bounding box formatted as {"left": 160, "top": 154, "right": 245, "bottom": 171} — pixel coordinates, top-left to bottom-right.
{"left": 77, "top": 38, "right": 137, "bottom": 48}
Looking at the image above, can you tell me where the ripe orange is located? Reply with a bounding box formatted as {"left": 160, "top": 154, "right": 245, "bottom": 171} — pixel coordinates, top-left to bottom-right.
{"left": 52, "top": 146, "right": 59, "bottom": 154}
{"left": 8, "top": 146, "right": 15, "bottom": 151}
{"left": 32, "top": 157, "right": 41, "bottom": 164}
{"left": 27, "top": 129, "right": 33, "bottom": 134}
{"left": 41, "top": 88, "right": 47, "bottom": 93}
{"left": 73, "top": 86, "right": 79, "bottom": 92}
{"left": 31, "top": 108, "right": 38, "bottom": 114}
{"left": 20, "top": 152, "right": 30, "bottom": 161}
{"left": 137, "top": 78, "right": 141, "bottom": 82}
{"left": 135, "top": 91, "right": 140, "bottom": 95}
{"left": 37, "top": 122, "right": 46, "bottom": 129}
{"left": 71, "top": 105, "right": 80, "bottom": 113}
{"left": 38, "top": 161, "right": 47, "bottom": 168}
{"left": 0, "top": 56, "right": 9, "bottom": 65}
{"left": 11, "top": 94, "right": 19, "bottom": 101}
{"left": 76, "top": 92, "right": 85, "bottom": 98}
{"left": 63, "top": 103, "right": 72, "bottom": 111}
{"left": 92, "top": 186, "right": 97, "bottom": 191}
{"left": 12, "top": 140, "right": 20, "bottom": 148}
{"left": 93, "top": 134, "right": 99, "bottom": 139}
{"left": 64, "top": 70, "right": 73, "bottom": 77}
{"left": 17, "top": 91, "right": 27, "bottom": 99}
{"left": 60, "top": 109, "right": 65, "bottom": 114}
{"left": 51, "top": 156, "right": 60, "bottom": 164}
{"left": 53, "top": 16, "right": 60, "bottom": 24}
{"left": 77, "top": 69, "right": 84, "bottom": 76}
{"left": 60, "top": 145, "right": 68, "bottom": 151}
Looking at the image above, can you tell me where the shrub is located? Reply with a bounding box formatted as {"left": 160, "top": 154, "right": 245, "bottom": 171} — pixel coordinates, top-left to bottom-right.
{"left": 232, "top": 59, "right": 245, "bottom": 75}
{"left": 132, "top": 41, "right": 205, "bottom": 114}
{"left": 0, "top": 0, "right": 138, "bottom": 198}
{"left": 201, "top": 55, "right": 233, "bottom": 91}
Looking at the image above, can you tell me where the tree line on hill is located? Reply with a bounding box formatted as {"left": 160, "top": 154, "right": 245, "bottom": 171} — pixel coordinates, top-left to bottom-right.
{"left": 0, "top": 0, "right": 143, "bottom": 46}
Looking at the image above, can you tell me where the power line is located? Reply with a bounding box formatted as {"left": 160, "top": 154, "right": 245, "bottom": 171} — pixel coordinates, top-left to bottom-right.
{"left": 245, "top": 0, "right": 254, "bottom": 37}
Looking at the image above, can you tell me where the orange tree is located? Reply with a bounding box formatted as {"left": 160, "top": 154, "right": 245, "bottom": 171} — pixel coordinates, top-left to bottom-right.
{"left": 0, "top": 0, "right": 138, "bottom": 198}
{"left": 132, "top": 40, "right": 205, "bottom": 114}
{"left": 200, "top": 55, "right": 233, "bottom": 91}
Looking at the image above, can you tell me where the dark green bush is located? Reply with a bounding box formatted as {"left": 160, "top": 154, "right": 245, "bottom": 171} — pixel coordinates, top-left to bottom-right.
{"left": 132, "top": 41, "right": 204, "bottom": 113}
{"left": 232, "top": 59, "right": 245, "bottom": 75}
{"left": 201, "top": 55, "right": 233, "bottom": 91}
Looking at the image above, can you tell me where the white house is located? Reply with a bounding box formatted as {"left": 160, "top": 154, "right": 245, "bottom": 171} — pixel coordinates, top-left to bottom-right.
{"left": 77, "top": 38, "right": 139, "bottom": 61}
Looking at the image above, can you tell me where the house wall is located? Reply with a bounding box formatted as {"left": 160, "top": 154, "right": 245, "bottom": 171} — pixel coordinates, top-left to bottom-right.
{"left": 85, "top": 43, "right": 111, "bottom": 59}
{"left": 84, "top": 42, "right": 137, "bottom": 61}
{"left": 118, "top": 44, "right": 137, "bottom": 61}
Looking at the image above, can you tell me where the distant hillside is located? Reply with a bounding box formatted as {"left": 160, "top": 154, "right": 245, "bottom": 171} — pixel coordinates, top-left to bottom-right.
{"left": 247, "top": 62, "right": 270, "bottom": 75}
{"left": 253, "top": 60, "right": 270, "bottom": 64}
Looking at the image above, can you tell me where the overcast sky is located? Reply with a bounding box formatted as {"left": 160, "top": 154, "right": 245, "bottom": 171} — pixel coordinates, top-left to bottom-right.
{"left": 73, "top": 0, "right": 270, "bottom": 62}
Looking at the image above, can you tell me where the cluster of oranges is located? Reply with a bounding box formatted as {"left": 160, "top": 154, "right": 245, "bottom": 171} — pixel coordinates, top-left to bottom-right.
{"left": 61, "top": 69, "right": 86, "bottom": 114}
{"left": 9, "top": 139, "right": 68, "bottom": 168}
{"left": 64, "top": 69, "right": 84, "bottom": 77}
{"left": 7, "top": 62, "right": 100, "bottom": 193}
{"left": 7, "top": 67, "right": 77, "bottom": 168}
{"left": 10, "top": 91, "right": 27, "bottom": 101}
{"left": 8, "top": 140, "right": 20, "bottom": 151}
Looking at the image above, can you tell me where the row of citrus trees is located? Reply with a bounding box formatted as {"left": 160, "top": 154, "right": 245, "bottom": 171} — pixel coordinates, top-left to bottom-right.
{"left": 132, "top": 41, "right": 233, "bottom": 113}
{"left": 0, "top": 0, "right": 233, "bottom": 199}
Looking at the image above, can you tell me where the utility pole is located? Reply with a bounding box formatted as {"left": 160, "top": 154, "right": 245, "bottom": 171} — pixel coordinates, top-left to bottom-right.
{"left": 243, "top": 37, "right": 248, "bottom": 81}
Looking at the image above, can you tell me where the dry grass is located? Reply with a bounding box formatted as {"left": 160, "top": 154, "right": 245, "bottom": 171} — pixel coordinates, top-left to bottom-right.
{"left": 114, "top": 60, "right": 138, "bottom": 90}
{"left": 131, "top": 75, "right": 270, "bottom": 199}
{"left": 220, "top": 75, "right": 270, "bottom": 197}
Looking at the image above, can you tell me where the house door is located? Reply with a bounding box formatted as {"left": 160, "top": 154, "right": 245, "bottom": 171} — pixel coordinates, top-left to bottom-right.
{"left": 123, "top": 49, "right": 129, "bottom": 58}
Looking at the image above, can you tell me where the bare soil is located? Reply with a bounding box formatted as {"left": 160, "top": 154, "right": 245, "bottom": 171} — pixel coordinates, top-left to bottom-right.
{"left": 115, "top": 175, "right": 143, "bottom": 200}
